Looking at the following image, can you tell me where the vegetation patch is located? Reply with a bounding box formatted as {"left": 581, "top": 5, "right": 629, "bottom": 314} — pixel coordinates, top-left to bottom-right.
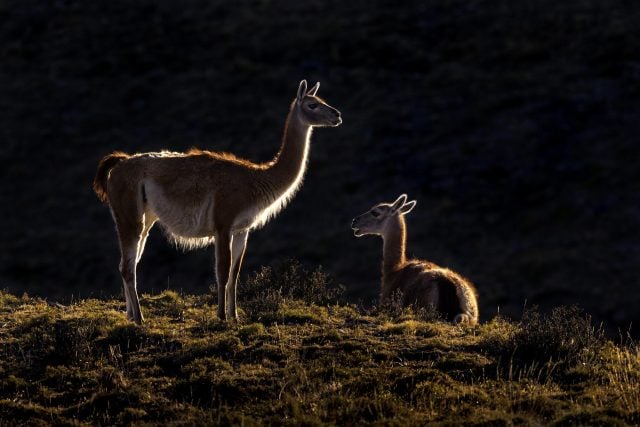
{"left": 0, "top": 286, "right": 638, "bottom": 425}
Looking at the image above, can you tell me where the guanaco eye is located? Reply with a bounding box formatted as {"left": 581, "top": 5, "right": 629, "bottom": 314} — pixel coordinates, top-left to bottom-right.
{"left": 371, "top": 211, "right": 380, "bottom": 218}
{"left": 308, "top": 103, "right": 318, "bottom": 110}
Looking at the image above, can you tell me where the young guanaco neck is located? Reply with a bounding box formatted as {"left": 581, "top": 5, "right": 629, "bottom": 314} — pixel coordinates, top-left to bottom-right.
{"left": 263, "top": 102, "right": 311, "bottom": 197}
{"left": 382, "top": 215, "right": 408, "bottom": 280}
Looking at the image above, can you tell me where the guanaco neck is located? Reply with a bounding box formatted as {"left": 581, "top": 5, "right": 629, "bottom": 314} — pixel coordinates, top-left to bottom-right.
{"left": 382, "top": 215, "right": 407, "bottom": 280}
{"left": 264, "top": 101, "right": 312, "bottom": 197}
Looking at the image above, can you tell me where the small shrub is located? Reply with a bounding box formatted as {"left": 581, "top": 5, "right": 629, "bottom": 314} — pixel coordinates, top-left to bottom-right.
{"left": 485, "top": 306, "right": 604, "bottom": 381}
{"left": 378, "top": 289, "right": 443, "bottom": 323}
{"left": 376, "top": 289, "right": 406, "bottom": 319}
{"left": 0, "top": 290, "right": 20, "bottom": 308}
{"left": 241, "top": 259, "right": 344, "bottom": 321}
{"left": 516, "top": 306, "right": 603, "bottom": 365}
{"left": 242, "top": 285, "right": 284, "bottom": 323}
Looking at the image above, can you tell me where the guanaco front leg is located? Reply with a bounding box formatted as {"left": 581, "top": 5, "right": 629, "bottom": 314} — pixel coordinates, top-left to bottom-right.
{"left": 226, "top": 231, "right": 248, "bottom": 321}
{"left": 215, "top": 230, "right": 232, "bottom": 321}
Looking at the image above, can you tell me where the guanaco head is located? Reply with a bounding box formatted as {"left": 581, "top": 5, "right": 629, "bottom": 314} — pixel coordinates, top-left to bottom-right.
{"left": 351, "top": 194, "right": 417, "bottom": 237}
{"left": 295, "top": 80, "right": 342, "bottom": 127}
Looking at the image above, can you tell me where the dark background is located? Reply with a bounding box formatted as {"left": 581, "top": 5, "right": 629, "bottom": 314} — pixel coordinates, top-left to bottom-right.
{"left": 1, "top": 0, "right": 639, "bottom": 333}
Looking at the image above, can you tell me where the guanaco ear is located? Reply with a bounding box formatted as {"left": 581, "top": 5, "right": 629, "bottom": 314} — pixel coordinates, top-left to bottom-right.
{"left": 399, "top": 200, "right": 417, "bottom": 215}
{"left": 391, "top": 194, "right": 408, "bottom": 211}
{"left": 297, "top": 80, "right": 308, "bottom": 102}
{"left": 307, "top": 82, "right": 320, "bottom": 96}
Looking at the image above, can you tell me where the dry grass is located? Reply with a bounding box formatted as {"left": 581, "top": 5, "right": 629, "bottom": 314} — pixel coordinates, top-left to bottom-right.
{"left": 1, "top": 271, "right": 638, "bottom": 425}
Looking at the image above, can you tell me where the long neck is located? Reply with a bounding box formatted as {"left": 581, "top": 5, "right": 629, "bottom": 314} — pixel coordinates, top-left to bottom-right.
{"left": 265, "top": 102, "right": 312, "bottom": 196}
{"left": 382, "top": 216, "right": 407, "bottom": 278}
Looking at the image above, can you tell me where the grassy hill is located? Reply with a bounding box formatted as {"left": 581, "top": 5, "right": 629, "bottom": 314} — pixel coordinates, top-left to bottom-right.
{"left": 1, "top": 1, "right": 639, "bottom": 336}
{"left": 1, "top": 265, "right": 639, "bottom": 425}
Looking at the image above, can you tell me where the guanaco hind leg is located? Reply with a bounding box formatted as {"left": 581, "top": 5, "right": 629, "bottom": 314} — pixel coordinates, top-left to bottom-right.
{"left": 116, "top": 224, "right": 145, "bottom": 324}
{"left": 120, "top": 212, "right": 156, "bottom": 323}
{"left": 111, "top": 189, "right": 148, "bottom": 324}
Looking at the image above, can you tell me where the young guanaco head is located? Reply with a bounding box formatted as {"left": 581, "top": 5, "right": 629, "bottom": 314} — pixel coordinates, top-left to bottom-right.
{"left": 295, "top": 80, "right": 342, "bottom": 127}
{"left": 351, "top": 194, "right": 416, "bottom": 237}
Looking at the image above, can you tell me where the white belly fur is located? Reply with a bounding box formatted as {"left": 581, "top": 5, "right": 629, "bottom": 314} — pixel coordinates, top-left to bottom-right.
{"left": 144, "top": 179, "right": 216, "bottom": 249}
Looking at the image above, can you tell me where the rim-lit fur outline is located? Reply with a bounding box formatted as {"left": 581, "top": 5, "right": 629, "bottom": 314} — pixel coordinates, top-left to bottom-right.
{"left": 93, "top": 80, "right": 341, "bottom": 324}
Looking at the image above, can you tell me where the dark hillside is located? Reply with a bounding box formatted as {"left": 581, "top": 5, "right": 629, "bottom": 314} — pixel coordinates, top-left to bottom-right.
{"left": 0, "top": 1, "right": 639, "bottom": 332}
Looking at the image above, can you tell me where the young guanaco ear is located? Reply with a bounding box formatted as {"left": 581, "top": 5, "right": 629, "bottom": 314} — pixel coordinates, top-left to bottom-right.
{"left": 391, "top": 194, "right": 408, "bottom": 211}
{"left": 307, "top": 82, "right": 320, "bottom": 96}
{"left": 399, "top": 200, "right": 417, "bottom": 215}
{"left": 297, "top": 80, "right": 308, "bottom": 103}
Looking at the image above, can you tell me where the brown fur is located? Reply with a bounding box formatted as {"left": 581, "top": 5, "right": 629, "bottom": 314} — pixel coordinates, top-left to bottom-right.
{"left": 185, "top": 148, "right": 268, "bottom": 169}
{"left": 384, "top": 261, "right": 478, "bottom": 322}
